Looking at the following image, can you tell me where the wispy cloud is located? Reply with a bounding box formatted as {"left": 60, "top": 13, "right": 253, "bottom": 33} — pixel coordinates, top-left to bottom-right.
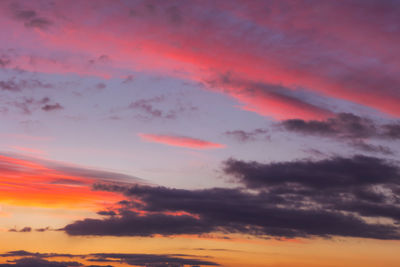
{"left": 138, "top": 133, "right": 225, "bottom": 150}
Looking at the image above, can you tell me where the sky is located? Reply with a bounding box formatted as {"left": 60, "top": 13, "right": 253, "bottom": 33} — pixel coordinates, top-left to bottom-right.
{"left": 0, "top": 0, "right": 400, "bottom": 266}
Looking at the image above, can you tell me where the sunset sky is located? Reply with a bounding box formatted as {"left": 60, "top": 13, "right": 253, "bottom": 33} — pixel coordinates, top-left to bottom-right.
{"left": 1, "top": 1, "right": 400, "bottom": 266}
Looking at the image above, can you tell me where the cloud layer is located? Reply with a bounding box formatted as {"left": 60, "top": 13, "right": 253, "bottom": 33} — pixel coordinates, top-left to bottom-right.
{"left": 1, "top": 0, "right": 399, "bottom": 119}
{"left": 63, "top": 155, "right": 400, "bottom": 240}
{"left": 0, "top": 250, "right": 218, "bottom": 267}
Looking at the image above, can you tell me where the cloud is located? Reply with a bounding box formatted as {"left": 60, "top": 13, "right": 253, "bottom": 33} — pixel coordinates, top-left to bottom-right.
{"left": 206, "top": 75, "right": 333, "bottom": 120}
{"left": 0, "top": 0, "right": 399, "bottom": 118}
{"left": 0, "top": 152, "right": 143, "bottom": 209}
{"left": 35, "top": 227, "right": 51, "bottom": 232}
{"left": 90, "top": 253, "right": 218, "bottom": 266}
{"left": 0, "top": 1, "right": 398, "bottom": 118}
{"left": 280, "top": 113, "right": 400, "bottom": 139}
{"left": 4, "top": 93, "right": 58, "bottom": 115}
{"left": 97, "top": 210, "right": 116, "bottom": 216}
{"left": 224, "top": 129, "right": 269, "bottom": 143}
{"left": 12, "top": 6, "right": 52, "bottom": 30}
{"left": 0, "top": 251, "right": 78, "bottom": 259}
{"left": 64, "top": 210, "right": 214, "bottom": 237}
{"left": 138, "top": 133, "right": 225, "bottom": 150}
{"left": 19, "top": 227, "right": 31, "bottom": 232}
{"left": 223, "top": 155, "right": 400, "bottom": 221}
{"left": 0, "top": 257, "right": 82, "bottom": 267}
{"left": 0, "top": 250, "right": 219, "bottom": 267}
{"left": 349, "top": 140, "right": 393, "bottom": 155}
{"left": 41, "top": 103, "right": 63, "bottom": 112}
{"left": 128, "top": 96, "right": 169, "bottom": 119}
{"left": 63, "top": 155, "right": 400, "bottom": 240}
{"left": 279, "top": 113, "right": 400, "bottom": 153}
{"left": 223, "top": 155, "right": 399, "bottom": 189}
{"left": 128, "top": 96, "right": 197, "bottom": 120}
{"left": 0, "top": 79, "right": 52, "bottom": 92}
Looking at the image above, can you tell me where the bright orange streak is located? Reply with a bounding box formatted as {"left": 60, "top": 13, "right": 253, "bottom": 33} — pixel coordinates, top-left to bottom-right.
{"left": 0, "top": 155, "right": 123, "bottom": 210}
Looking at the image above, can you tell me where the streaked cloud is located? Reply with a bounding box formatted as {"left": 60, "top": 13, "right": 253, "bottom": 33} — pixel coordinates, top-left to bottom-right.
{"left": 0, "top": 153, "right": 143, "bottom": 209}
{"left": 138, "top": 133, "right": 225, "bottom": 150}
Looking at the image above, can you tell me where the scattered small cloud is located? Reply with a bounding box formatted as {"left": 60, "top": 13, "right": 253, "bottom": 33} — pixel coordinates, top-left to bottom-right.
{"left": 224, "top": 129, "right": 270, "bottom": 142}
{"left": 41, "top": 103, "right": 63, "bottom": 112}
{"left": 12, "top": 7, "right": 53, "bottom": 30}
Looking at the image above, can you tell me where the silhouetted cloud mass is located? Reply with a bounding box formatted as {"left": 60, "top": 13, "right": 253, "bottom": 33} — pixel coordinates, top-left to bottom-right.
{"left": 63, "top": 155, "right": 400, "bottom": 240}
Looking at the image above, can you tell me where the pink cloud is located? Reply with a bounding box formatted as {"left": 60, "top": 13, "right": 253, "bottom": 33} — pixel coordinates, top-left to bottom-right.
{"left": 138, "top": 133, "right": 225, "bottom": 150}
{"left": 1, "top": 0, "right": 399, "bottom": 119}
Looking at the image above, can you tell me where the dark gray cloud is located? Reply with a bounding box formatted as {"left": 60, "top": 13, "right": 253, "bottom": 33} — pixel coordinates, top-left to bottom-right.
{"left": 0, "top": 257, "right": 82, "bottom": 267}
{"left": 281, "top": 113, "right": 377, "bottom": 138}
{"left": 41, "top": 103, "right": 63, "bottom": 112}
{"left": 19, "top": 227, "right": 31, "bottom": 233}
{"left": 223, "top": 155, "right": 399, "bottom": 189}
{"left": 350, "top": 140, "right": 393, "bottom": 155}
{"left": 224, "top": 155, "right": 400, "bottom": 221}
{"left": 280, "top": 113, "right": 400, "bottom": 153}
{"left": 97, "top": 210, "right": 117, "bottom": 216}
{"left": 280, "top": 113, "right": 400, "bottom": 139}
{"left": 129, "top": 96, "right": 166, "bottom": 118}
{"left": 128, "top": 96, "right": 197, "bottom": 120}
{"left": 10, "top": 97, "right": 58, "bottom": 115}
{"left": 0, "top": 251, "right": 78, "bottom": 259}
{"left": 224, "top": 129, "right": 269, "bottom": 143}
{"left": 0, "top": 251, "right": 218, "bottom": 267}
{"left": 63, "top": 156, "right": 400, "bottom": 240}
{"left": 0, "top": 79, "right": 52, "bottom": 92}
{"left": 12, "top": 7, "right": 52, "bottom": 30}
{"left": 90, "top": 253, "right": 218, "bottom": 266}
{"left": 8, "top": 227, "right": 31, "bottom": 233}
{"left": 382, "top": 123, "right": 400, "bottom": 139}
{"left": 35, "top": 227, "right": 51, "bottom": 232}
{"left": 64, "top": 210, "right": 214, "bottom": 237}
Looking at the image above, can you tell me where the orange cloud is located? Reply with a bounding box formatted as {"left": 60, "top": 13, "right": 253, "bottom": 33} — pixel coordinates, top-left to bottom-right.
{"left": 0, "top": 153, "right": 141, "bottom": 210}
{"left": 138, "top": 133, "right": 225, "bottom": 150}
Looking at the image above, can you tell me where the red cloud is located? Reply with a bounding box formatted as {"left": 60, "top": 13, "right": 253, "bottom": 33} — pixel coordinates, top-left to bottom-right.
{"left": 138, "top": 133, "right": 225, "bottom": 150}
